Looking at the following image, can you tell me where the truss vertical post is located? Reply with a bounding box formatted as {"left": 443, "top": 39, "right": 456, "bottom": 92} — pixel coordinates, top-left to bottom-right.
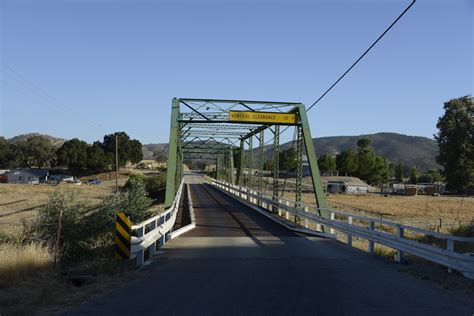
{"left": 248, "top": 136, "right": 254, "bottom": 189}
{"left": 297, "top": 103, "right": 329, "bottom": 224}
{"left": 272, "top": 125, "right": 280, "bottom": 213}
{"left": 165, "top": 98, "right": 180, "bottom": 209}
{"left": 217, "top": 155, "right": 222, "bottom": 181}
{"left": 257, "top": 131, "right": 264, "bottom": 193}
{"left": 295, "top": 125, "right": 303, "bottom": 224}
{"left": 229, "top": 148, "right": 235, "bottom": 185}
{"left": 236, "top": 140, "right": 244, "bottom": 185}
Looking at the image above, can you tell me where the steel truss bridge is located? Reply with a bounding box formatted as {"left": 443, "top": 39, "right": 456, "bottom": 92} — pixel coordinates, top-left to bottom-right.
{"left": 164, "top": 98, "right": 329, "bottom": 222}
{"left": 71, "top": 98, "right": 474, "bottom": 315}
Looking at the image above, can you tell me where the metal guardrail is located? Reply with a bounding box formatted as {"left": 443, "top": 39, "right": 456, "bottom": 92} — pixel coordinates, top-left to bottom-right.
{"left": 212, "top": 180, "right": 474, "bottom": 280}
{"left": 130, "top": 180, "right": 185, "bottom": 266}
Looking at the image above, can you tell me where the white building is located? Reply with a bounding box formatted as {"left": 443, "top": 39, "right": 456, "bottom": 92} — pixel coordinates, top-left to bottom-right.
{"left": 325, "top": 179, "right": 368, "bottom": 194}
{"left": 7, "top": 168, "right": 49, "bottom": 184}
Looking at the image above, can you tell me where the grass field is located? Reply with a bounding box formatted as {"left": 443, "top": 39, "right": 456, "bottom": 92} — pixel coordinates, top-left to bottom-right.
{"left": 0, "top": 182, "right": 117, "bottom": 236}
{"left": 275, "top": 190, "right": 474, "bottom": 225}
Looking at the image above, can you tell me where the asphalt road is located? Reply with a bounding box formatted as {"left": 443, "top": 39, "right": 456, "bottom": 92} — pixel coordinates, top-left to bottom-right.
{"left": 68, "top": 173, "right": 474, "bottom": 315}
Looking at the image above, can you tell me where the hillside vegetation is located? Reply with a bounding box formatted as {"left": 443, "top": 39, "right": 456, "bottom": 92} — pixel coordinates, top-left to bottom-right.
{"left": 143, "top": 132, "right": 440, "bottom": 171}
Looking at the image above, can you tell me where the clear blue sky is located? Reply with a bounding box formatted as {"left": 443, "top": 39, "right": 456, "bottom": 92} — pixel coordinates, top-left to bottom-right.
{"left": 0, "top": 0, "right": 472, "bottom": 144}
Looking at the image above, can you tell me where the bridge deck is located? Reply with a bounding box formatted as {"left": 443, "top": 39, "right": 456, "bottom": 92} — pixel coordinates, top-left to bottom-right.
{"left": 182, "top": 183, "right": 296, "bottom": 237}
{"left": 68, "top": 173, "right": 474, "bottom": 315}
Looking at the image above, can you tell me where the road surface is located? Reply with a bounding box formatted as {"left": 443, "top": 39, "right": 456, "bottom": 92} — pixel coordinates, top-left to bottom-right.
{"left": 68, "top": 173, "right": 474, "bottom": 315}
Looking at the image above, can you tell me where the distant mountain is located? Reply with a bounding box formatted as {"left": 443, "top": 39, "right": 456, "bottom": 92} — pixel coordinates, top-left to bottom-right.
{"left": 7, "top": 133, "right": 67, "bottom": 148}
{"left": 145, "top": 132, "right": 440, "bottom": 171}
{"left": 312, "top": 133, "right": 440, "bottom": 171}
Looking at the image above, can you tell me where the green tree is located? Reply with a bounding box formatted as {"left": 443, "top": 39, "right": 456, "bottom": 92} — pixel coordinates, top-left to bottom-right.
{"left": 434, "top": 96, "right": 474, "bottom": 194}
{"left": 15, "top": 135, "right": 56, "bottom": 168}
{"left": 318, "top": 153, "right": 336, "bottom": 174}
{"left": 86, "top": 141, "right": 109, "bottom": 171}
{"left": 335, "top": 149, "right": 358, "bottom": 176}
{"left": 410, "top": 167, "right": 418, "bottom": 184}
{"left": 356, "top": 138, "right": 376, "bottom": 182}
{"left": 428, "top": 169, "right": 444, "bottom": 183}
{"left": 369, "top": 156, "right": 391, "bottom": 185}
{"left": 0, "top": 137, "right": 10, "bottom": 168}
{"left": 279, "top": 148, "right": 297, "bottom": 172}
{"left": 102, "top": 132, "right": 143, "bottom": 169}
{"left": 56, "top": 138, "right": 89, "bottom": 174}
{"left": 129, "top": 139, "right": 144, "bottom": 164}
{"left": 394, "top": 162, "right": 404, "bottom": 182}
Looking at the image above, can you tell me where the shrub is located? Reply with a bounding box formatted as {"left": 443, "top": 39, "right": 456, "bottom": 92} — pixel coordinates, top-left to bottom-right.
{"left": 30, "top": 177, "right": 153, "bottom": 266}
{"left": 32, "top": 191, "right": 86, "bottom": 262}
{"left": 125, "top": 172, "right": 167, "bottom": 199}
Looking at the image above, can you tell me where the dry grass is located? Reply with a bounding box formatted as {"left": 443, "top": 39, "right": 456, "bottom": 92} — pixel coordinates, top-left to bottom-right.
{"left": 325, "top": 194, "right": 473, "bottom": 221}
{"left": 0, "top": 182, "right": 117, "bottom": 236}
{"left": 275, "top": 190, "right": 474, "bottom": 223}
{"left": 0, "top": 242, "right": 53, "bottom": 285}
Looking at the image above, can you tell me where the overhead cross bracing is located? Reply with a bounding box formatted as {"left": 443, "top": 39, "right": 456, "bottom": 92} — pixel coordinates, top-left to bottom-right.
{"left": 164, "top": 97, "right": 330, "bottom": 229}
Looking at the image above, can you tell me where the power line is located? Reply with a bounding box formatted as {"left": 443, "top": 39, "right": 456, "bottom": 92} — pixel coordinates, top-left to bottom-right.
{"left": 1, "top": 64, "right": 104, "bottom": 130}
{"left": 307, "top": 0, "right": 416, "bottom": 112}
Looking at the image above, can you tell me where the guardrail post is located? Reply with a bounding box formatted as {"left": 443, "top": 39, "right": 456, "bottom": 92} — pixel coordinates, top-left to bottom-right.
{"left": 347, "top": 216, "right": 353, "bottom": 246}
{"left": 304, "top": 206, "right": 309, "bottom": 228}
{"left": 395, "top": 226, "right": 405, "bottom": 263}
{"left": 136, "top": 226, "right": 145, "bottom": 266}
{"left": 285, "top": 201, "right": 290, "bottom": 220}
{"left": 149, "top": 219, "right": 158, "bottom": 255}
{"left": 368, "top": 221, "right": 375, "bottom": 254}
{"left": 330, "top": 212, "right": 335, "bottom": 234}
{"left": 278, "top": 199, "right": 282, "bottom": 216}
{"left": 447, "top": 239, "right": 454, "bottom": 273}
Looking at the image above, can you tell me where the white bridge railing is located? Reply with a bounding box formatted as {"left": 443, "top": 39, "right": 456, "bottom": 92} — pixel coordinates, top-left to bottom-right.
{"left": 130, "top": 180, "right": 189, "bottom": 266}
{"left": 212, "top": 179, "right": 474, "bottom": 280}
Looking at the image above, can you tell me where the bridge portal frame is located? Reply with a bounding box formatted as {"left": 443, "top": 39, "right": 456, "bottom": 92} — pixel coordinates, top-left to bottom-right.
{"left": 164, "top": 98, "right": 329, "bottom": 223}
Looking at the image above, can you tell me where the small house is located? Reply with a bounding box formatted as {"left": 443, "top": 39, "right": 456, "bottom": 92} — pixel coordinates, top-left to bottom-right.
{"left": 325, "top": 179, "right": 368, "bottom": 194}
{"left": 7, "top": 168, "right": 49, "bottom": 184}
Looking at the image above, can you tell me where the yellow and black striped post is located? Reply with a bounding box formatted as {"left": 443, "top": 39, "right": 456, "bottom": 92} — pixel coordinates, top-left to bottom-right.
{"left": 115, "top": 212, "right": 132, "bottom": 260}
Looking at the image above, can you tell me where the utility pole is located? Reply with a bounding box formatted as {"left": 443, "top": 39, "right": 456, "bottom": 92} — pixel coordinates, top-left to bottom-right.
{"left": 115, "top": 134, "right": 119, "bottom": 192}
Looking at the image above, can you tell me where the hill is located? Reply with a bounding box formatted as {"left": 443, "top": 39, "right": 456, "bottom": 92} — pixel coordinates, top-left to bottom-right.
{"left": 298, "top": 132, "right": 440, "bottom": 171}
{"left": 144, "top": 132, "right": 440, "bottom": 171}
{"left": 7, "top": 133, "right": 67, "bottom": 148}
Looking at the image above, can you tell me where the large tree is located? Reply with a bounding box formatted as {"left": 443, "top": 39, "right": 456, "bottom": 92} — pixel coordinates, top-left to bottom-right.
{"left": 56, "top": 138, "right": 89, "bottom": 174}
{"left": 394, "top": 162, "right": 404, "bottom": 182}
{"left": 14, "top": 135, "right": 56, "bottom": 168}
{"left": 434, "top": 96, "right": 474, "bottom": 194}
{"left": 279, "top": 148, "right": 297, "bottom": 172}
{"left": 409, "top": 167, "right": 418, "bottom": 184}
{"left": 0, "top": 137, "right": 10, "bottom": 168}
{"left": 129, "top": 139, "right": 144, "bottom": 164}
{"left": 336, "top": 149, "right": 358, "bottom": 176}
{"left": 87, "top": 141, "right": 110, "bottom": 171}
{"left": 318, "top": 153, "right": 336, "bottom": 174}
{"left": 356, "top": 138, "right": 376, "bottom": 182}
{"left": 102, "top": 132, "right": 143, "bottom": 169}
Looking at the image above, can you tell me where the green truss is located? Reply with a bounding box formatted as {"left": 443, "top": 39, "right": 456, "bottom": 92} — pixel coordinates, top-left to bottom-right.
{"left": 164, "top": 98, "right": 329, "bottom": 226}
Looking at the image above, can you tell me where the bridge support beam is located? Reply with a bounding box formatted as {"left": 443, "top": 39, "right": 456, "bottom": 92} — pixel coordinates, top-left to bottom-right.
{"left": 165, "top": 98, "right": 181, "bottom": 209}
{"left": 296, "top": 104, "right": 329, "bottom": 227}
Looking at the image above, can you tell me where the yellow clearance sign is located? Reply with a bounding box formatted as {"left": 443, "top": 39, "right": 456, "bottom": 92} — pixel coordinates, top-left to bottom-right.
{"left": 229, "top": 111, "right": 297, "bottom": 124}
